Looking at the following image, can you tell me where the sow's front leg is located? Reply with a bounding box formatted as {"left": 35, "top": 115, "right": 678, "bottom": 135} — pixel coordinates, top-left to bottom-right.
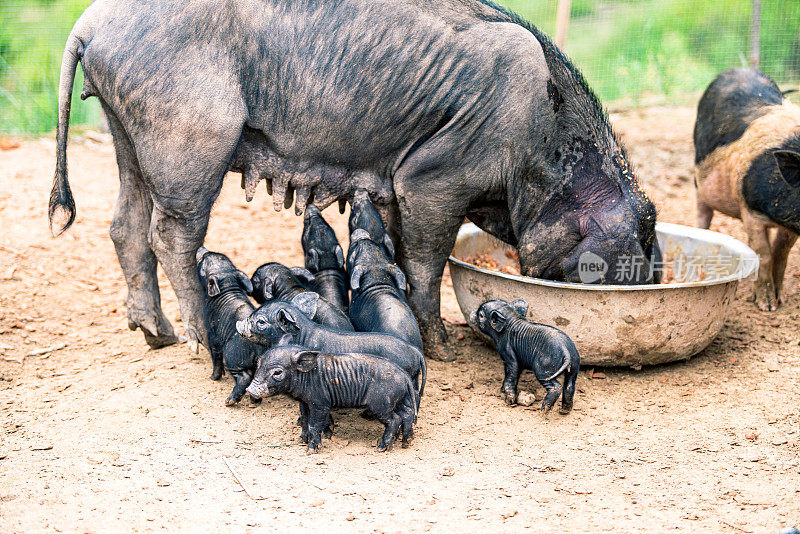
{"left": 394, "top": 191, "right": 464, "bottom": 362}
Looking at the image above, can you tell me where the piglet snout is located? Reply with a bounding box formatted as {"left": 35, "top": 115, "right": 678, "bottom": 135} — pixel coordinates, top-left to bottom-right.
{"left": 246, "top": 382, "right": 265, "bottom": 399}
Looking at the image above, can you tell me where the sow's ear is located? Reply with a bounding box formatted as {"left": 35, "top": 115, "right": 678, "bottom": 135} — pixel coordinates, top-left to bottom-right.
{"left": 291, "top": 291, "right": 319, "bottom": 319}
{"left": 510, "top": 299, "right": 529, "bottom": 317}
{"left": 290, "top": 266, "right": 316, "bottom": 286}
{"left": 236, "top": 271, "right": 254, "bottom": 294}
{"left": 489, "top": 310, "right": 507, "bottom": 333}
{"left": 206, "top": 275, "right": 221, "bottom": 297}
{"left": 291, "top": 350, "right": 319, "bottom": 373}
{"left": 774, "top": 150, "right": 800, "bottom": 188}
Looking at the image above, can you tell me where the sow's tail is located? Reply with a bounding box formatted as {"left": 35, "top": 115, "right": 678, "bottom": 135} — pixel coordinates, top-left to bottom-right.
{"left": 49, "top": 6, "right": 99, "bottom": 235}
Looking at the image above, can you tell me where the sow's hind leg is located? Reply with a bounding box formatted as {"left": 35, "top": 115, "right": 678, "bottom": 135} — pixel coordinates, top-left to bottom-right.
{"left": 104, "top": 105, "right": 177, "bottom": 349}
{"left": 131, "top": 105, "right": 246, "bottom": 355}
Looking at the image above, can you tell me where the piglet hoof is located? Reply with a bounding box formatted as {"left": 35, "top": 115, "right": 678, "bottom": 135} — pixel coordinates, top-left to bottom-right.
{"left": 376, "top": 441, "right": 389, "bottom": 453}
{"left": 559, "top": 405, "right": 573, "bottom": 415}
{"left": 210, "top": 367, "right": 224, "bottom": 381}
{"left": 401, "top": 437, "right": 413, "bottom": 449}
{"left": 306, "top": 444, "right": 320, "bottom": 454}
{"left": 248, "top": 395, "right": 262, "bottom": 405}
{"left": 503, "top": 392, "right": 518, "bottom": 406}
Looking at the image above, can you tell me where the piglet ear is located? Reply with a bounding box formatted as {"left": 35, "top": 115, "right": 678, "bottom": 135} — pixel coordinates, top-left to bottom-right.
{"left": 290, "top": 266, "right": 316, "bottom": 286}
{"left": 335, "top": 245, "right": 345, "bottom": 269}
{"left": 276, "top": 307, "right": 300, "bottom": 334}
{"left": 237, "top": 271, "right": 254, "bottom": 294}
{"left": 349, "top": 265, "right": 365, "bottom": 290}
{"left": 383, "top": 235, "right": 395, "bottom": 259}
{"left": 257, "top": 279, "right": 274, "bottom": 302}
{"left": 510, "top": 299, "right": 529, "bottom": 317}
{"left": 389, "top": 264, "right": 406, "bottom": 291}
{"left": 306, "top": 249, "right": 320, "bottom": 273}
{"left": 774, "top": 150, "right": 800, "bottom": 188}
{"left": 291, "top": 291, "right": 319, "bottom": 319}
{"left": 489, "top": 310, "right": 507, "bottom": 333}
{"left": 291, "top": 350, "right": 319, "bottom": 373}
{"left": 206, "top": 275, "right": 221, "bottom": 297}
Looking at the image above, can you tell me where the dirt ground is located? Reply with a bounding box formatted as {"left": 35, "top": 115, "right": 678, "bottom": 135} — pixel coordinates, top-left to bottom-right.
{"left": 1, "top": 106, "right": 798, "bottom": 532}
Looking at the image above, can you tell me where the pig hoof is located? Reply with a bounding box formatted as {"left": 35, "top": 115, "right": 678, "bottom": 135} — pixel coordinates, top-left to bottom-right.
{"left": 306, "top": 445, "right": 319, "bottom": 454}
{"left": 128, "top": 309, "right": 179, "bottom": 349}
{"left": 142, "top": 330, "right": 180, "bottom": 349}
{"left": 754, "top": 283, "right": 778, "bottom": 312}
{"left": 249, "top": 395, "right": 262, "bottom": 405}
{"left": 225, "top": 397, "right": 239, "bottom": 407}
{"left": 503, "top": 393, "right": 518, "bottom": 406}
{"left": 211, "top": 368, "right": 224, "bottom": 381}
{"left": 559, "top": 406, "right": 573, "bottom": 415}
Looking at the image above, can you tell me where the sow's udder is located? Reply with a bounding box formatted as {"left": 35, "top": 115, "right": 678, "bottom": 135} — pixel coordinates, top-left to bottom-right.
{"left": 460, "top": 248, "right": 706, "bottom": 284}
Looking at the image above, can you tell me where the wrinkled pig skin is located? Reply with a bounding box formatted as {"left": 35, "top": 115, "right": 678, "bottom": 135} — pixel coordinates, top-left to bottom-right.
{"left": 247, "top": 345, "right": 418, "bottom": 452}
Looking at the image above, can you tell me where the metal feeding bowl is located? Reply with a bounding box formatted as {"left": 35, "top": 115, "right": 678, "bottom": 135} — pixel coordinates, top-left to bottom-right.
{"left": 448, "top": 222, "right": 758, "bottom": 367}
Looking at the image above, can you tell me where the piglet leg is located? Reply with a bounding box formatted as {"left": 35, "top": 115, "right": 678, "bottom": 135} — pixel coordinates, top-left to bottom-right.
{"left": 306, "top": 407, "right": 331, "bottom": 453}
{"left": 225, "top": 372, "right": 252, "bottom": 406}
{"left": 501, "top": 360, "right": 521, "bottom": 405}
{"left": 539, "top": 379, "right": 563, "bottom": 413}
{"left": 376, "top": 413, "right": 401, "bottom": 452}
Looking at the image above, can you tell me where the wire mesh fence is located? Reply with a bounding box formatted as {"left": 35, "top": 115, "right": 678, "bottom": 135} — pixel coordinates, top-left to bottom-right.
{"left": 1, "top": 0, "right": 799, "bottom": 133}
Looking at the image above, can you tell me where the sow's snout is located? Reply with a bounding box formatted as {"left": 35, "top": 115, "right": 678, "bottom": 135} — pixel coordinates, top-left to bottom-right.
{"left": 564, "top": 237, "right": 657, "bottom": 285}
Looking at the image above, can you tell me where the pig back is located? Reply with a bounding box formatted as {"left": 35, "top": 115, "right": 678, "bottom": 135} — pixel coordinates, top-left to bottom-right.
{"left": 695, "top": 68, "right": 784, "bottom": 164}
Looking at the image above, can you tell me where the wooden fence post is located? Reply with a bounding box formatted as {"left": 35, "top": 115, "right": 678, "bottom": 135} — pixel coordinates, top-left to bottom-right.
{"left": 555, "top": 0, "right": 572, "bottom": 49}
{"left": 749, "top": 0, "right": 761, "bottom": 68}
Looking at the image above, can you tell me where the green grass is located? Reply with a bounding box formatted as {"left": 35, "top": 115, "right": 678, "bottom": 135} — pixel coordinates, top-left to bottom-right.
{"left": 506, "top": 0, "right": 800, "bottom": 103}
{"left": 0, "top": 0, "right": 100, "bottom": 134}
{"left": 1, "top": 0, "right": 799, "bottom": 133}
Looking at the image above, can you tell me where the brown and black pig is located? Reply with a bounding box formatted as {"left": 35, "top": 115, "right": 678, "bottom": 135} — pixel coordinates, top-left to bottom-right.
{"left": 695, "top": 68, "right": 800, "bottom": 310}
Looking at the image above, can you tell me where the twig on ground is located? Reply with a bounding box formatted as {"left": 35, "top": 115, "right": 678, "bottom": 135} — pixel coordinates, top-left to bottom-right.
{"left": 223, "top": 457, "right": 266, "bottom": 501}
{"left": 26, "top": 343, "right": 67, "bottom": 357}
{"left": 720, "top": 520, "right": 753, "bottom": 533}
